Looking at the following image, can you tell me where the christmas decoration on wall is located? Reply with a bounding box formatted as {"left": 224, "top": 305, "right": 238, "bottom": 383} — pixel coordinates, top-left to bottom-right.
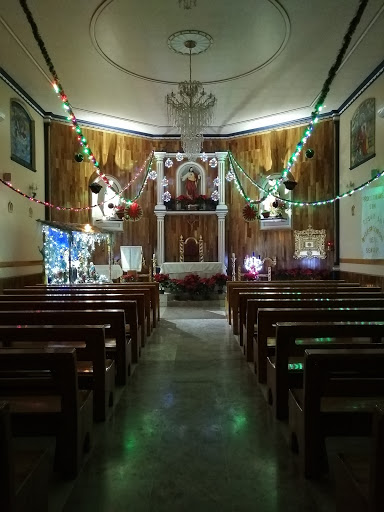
{"left": 124, "top": 202, "right": 143, "bottom": 221}
{"left": 200, "top": 152, "right": 208, "bottom": 162}
{"left": 213, "top": 177, "right": 220, "bottom": 187}
{"left": 162, "top": 191, "right": 172, "bottom": 202}
{"left": 74, "top": 153, "right": 84, "bottom": 162}
{"left": 161, "top": 177, "right": 169, "bottom": 187}
{"left": 209, "top": 157, "right": 218, "bottom": 168}
{"left": 176, "top": 152, "right": 184, "bottom": 162}
{"left": 165, "top": 158, "right": 173, "bottom": 168}
{"left": 211, "top": 189, "right": 219, "bottom": 202}
{"left": 89, "top": 182, "right": 103, "bottom": 194}
{"left": 242, "top": 203, "right": 258, "bottom": 222}
{"left": 148, "top": 169, "right": 157, "bottom": 180}
{"left": 305, "top": 148, "right": 315, "bottom": 159}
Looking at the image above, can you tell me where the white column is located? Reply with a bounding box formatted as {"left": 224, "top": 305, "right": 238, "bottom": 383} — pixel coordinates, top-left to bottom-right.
{"left": 154, "top": 151, "right": 166, "bottom": 210}
{"left": 216, "top": 210, "right": 228, "bottom": 271}
{"left": 215, "top": 151, "right": 228, "bottom": 206}
{"left": 154, "top": 211, "right": 166, "bottom": 266}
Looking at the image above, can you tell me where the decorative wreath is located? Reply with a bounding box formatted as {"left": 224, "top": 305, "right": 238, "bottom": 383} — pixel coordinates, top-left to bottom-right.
{"left": 125, "top": 202, "right": 143, "bottom": 221}
{"left": 242, "top": 203, "right": 258, "bottom": 222}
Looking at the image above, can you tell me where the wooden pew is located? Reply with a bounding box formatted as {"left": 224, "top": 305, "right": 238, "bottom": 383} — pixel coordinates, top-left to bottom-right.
{"left": 245, "top": 297, "right": 384, "bottom": 364}
{"left": 0, "top": 325, "right": 113, "bottom": 422}
{"left": 289, "top": 348, "right": 384, "bottom": 478}
{"left": 255, "top": 307, "right": 384, "bottom": 382}
{"left": 335, "top": 403, "right": 384, "bottom": 512}
{"left": 266, "top": 321, "right": 384, "bottom": 420}
{"left": 235, "top": 288, "right": 383, "bottom": 337}
{"left": 0, "top": 401, "right": 49, "bottom": 512}
{"left": 0, "top": 309, "right": 130, "bottom": 386}
{"left": 0, "top": 348, "right": 93, "bottom": 479}
{"left": 226, "top": 280, "right": 353, "bottom": 325}
{"left": 0, "top": 299, "right": 141, "bottom": 362}
{"left": 29, "top": 282, "right": 161, "bottom": 325}
{"left": 4, "top": 289, "right": 151, "bottom": 338}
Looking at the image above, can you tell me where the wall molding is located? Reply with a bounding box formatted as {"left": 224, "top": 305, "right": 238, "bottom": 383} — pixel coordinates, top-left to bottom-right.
{"left": 340, "top": 258, "right": 384, "bottom": 265}
{"left": 0, "top": 260, "right": 43, "bottom": 268}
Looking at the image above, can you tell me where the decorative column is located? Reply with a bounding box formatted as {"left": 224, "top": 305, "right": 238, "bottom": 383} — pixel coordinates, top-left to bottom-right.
{"left": 215, "top": 151, "right": 228, "bottom": 207}
{"left": 154, "top": 151, "right": 166, "bottom": 210}
{"left": 216, "top": 209, "right": 228, "bottom": 271}
{"left": 154, "top": 211, "right": 166, "bottom": 266}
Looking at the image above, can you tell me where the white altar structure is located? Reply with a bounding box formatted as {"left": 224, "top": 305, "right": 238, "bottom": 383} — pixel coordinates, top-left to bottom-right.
{"left": 154, "top": 151, "right": 228, "bottom": 271}
{"left": 160, "top": 262, "right": 226, "bottom": 279}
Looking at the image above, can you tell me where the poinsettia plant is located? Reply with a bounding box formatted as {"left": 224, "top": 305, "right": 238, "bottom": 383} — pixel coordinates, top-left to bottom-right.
{"left": 154, "top": 273, "right": 229, "bottom": 296}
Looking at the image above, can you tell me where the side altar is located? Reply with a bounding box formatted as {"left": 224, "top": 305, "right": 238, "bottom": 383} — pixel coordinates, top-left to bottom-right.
{"left": 160, "top": 262, "right": 226, "bottom": 279}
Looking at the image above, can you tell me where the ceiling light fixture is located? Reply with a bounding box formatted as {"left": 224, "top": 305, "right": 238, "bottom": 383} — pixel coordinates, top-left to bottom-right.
{"left": 166, "top": 32, "right": 216, "bottom": 161}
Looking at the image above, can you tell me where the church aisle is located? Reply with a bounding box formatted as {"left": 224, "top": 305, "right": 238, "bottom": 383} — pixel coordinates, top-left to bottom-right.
{"left": 63, "top": 307, "right": 333, "bottom": 512}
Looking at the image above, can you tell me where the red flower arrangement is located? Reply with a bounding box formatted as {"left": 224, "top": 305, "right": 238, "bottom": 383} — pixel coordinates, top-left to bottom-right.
{"left": 154, "top": 272, "right": 229, "bottom": 297}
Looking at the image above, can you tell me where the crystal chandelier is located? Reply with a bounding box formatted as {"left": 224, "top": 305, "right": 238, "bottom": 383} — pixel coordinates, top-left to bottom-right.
{"left": 166, "top": 40, "right": 216, "bottom": 161}
{"left": 179, "top": 0, "right": 196, "bottom": 9}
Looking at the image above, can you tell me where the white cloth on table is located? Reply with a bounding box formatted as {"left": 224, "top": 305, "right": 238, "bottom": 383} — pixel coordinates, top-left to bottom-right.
{"left": 120, "top": 246, "right": 143, "bottom": 271}
{"left": 160, "top": 262, "right": 225, "bottom": 279}
{"left": 94, "top": 264, "right": 123, "bottom": 280}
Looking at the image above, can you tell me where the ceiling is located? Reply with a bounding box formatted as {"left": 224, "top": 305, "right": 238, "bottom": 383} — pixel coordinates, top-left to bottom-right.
{"left": 1, "top": 0, "right": 384, "bottom": 136}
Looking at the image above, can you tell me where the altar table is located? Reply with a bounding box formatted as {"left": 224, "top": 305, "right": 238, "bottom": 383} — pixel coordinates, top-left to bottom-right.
{"left": 160, "top": 262, "right": 225, "bottom": 279}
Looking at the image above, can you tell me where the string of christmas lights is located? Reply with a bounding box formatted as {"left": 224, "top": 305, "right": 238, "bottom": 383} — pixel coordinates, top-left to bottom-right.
{"left": 19, "top": 0, "right": 151, "bottom": 200}
{"left": 271, "top": 0, "right": 369, "bottom": 193}
{"left": 0, "top": 153, "right": 154, "bottom": 211}
{"left": 228, "top": 151, "right": 384, "bottom": 207}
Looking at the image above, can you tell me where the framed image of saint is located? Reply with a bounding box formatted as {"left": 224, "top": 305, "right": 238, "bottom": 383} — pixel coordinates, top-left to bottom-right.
{"left": 350, "top": 98, "right": 375, "bottom": 170}
{"left": 10, "top": 100, "right": 36, "bottom": 171}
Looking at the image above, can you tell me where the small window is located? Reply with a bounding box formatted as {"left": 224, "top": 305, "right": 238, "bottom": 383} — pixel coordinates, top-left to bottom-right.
{"left": 91, "top": 175, "right": 122, "bottom": 223}
{"left": 259, "top": 174, "right": 292, "bottom": 230}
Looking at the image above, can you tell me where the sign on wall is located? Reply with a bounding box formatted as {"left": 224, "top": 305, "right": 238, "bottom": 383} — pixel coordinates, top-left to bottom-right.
{"left": 361, "top": 183, "right": 384, "bottom": 258}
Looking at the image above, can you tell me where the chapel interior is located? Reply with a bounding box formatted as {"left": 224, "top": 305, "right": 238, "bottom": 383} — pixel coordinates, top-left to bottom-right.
{"left": 0, "top": 0, "right": 384, "bottom": 511}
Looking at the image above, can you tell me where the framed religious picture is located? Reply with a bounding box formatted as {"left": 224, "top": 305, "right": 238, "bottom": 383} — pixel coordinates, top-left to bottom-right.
{"left": 350, "top": 97, "right": 375, "bottom": 170}
{"left": 10, "top": 100, "right": 36, "bottom": 171}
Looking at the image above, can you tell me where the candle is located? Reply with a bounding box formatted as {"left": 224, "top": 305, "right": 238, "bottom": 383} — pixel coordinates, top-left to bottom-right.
{"left": 232, "top": 253, "right": 235, "bottom": 259}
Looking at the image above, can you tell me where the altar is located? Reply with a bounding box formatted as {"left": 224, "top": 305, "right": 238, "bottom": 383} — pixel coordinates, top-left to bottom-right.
{"left": 160, "top": 262, "right": 225, "bottom": 279}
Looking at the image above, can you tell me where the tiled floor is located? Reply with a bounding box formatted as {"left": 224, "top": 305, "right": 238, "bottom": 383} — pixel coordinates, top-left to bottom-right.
{"left": 62, "top": 307, "right": 335, "bottom": 511}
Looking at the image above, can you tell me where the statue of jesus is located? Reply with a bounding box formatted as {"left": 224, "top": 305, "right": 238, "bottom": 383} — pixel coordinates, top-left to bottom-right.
{"left": 182, "top": 167, "right": 199, "bottom": 200}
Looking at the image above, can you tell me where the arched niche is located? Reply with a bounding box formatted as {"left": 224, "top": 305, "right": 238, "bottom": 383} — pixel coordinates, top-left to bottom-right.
{"left": 175, "top": 161, "right": 206, "bottom": 198}
{"left": 90, "top": 174, "right": 122, "bottom": 222}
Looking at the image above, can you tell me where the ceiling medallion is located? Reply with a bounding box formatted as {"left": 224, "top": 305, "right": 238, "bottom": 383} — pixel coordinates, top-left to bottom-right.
{"left": 179, "top": 0, "right": 197, "bottom": 10}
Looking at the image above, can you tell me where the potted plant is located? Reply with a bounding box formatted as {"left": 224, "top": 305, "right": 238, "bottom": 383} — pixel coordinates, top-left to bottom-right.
{"left": 196, "top": 195, "right": 207, "bottom": 210}
{"left": 261, "top": 210, "right": 270, "bottom": 218}
{"left": 115, "top": 205, "right": 126, "bottom": 219}
{"left": 176, "top": 195, "right": 190, "bottom": 210}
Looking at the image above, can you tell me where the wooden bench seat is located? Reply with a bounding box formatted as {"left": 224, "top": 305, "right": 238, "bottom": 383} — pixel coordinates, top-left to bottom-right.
{"left": 0, "top": 310, "right": 131, "bottom": 386}
{"left": 335, "top": 404, "right": 384, "bottom": 512}
{"left": 0, "top": 401, "right": 49, "bottom": 512}
{"left": 255, "top": 307, "right": 384, "bottom": 382}
{"left": 266, "top": 321, "right": 384, "bottom": 420}
{"left": 236, "top": 288, "right": 383, "bottom": 340}
{"left": 4, "top": 289, "right": 151, "bottom": 338}
{"left": 288, "top": 348, "right": 384, "bottom": 478}
{"left": 0, "top": 348, "right": 93, "bottom": 479}
{"left": 0, "top": 325, "right": 113, "bottom": 422}
{"left": 29, "top": 282, "right": 160, "bottom": 326}
{"left": 0, "top": 300, "right": 141, "bottom": 364}
{"left": 226, "top": 280, "right": 353, "bottom": 323}
{"left": 226, "top": 280, "right": 356, "bottom": 328}
{"left": 244, "top": 297, "right": 384, "bottom": 363}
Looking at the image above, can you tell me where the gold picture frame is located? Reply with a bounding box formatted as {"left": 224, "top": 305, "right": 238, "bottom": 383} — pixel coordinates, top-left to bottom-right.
{"left": 293, "top": 225, "right": 327, "bottom": 259}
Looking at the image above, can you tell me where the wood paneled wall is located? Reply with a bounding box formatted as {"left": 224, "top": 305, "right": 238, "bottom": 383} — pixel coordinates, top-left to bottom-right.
{"left": 49, "top": 119, "right": 335, "bottom": 271}
{"left": 340, "top": 271, "right": 384, "bottom": 291}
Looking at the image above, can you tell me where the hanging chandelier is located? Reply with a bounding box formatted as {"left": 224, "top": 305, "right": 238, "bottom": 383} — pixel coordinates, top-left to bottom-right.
{"left": 166, "top": 35, "right": 216, "bottom": 161}
{"left": 179, "top": 0, "right": 196, "bottom": 9}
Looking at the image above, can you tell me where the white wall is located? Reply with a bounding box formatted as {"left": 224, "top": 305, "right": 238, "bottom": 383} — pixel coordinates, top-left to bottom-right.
{"left": 339, "top": 73, "right": 384, "bottom": 276}
{"left": 0, "top": 79, "right": 45, "bottom": 279}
